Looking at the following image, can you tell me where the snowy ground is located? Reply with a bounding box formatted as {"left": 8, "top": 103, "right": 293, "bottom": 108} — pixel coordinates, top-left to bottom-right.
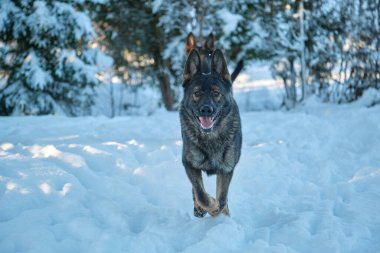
{"left": 1, "top": 99, "right": 380, "bottom": 253}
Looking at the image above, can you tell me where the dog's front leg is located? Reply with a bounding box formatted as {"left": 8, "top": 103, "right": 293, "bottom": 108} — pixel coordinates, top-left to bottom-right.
{"left": 192, "top": 187, "right": 206, "bottom": 217}
{"left": 184, "top": 164, "right": 218, "bottom": 217}
{"left": 215, "top": 171, "right": 234, "bottom": 216}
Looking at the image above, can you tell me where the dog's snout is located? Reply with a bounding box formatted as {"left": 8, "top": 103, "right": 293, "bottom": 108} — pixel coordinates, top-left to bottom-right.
{"left": 200, "top": 105, "right": 214, "bottom": 116}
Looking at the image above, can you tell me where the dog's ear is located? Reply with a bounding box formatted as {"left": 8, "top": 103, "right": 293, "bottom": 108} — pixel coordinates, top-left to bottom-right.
{"left": 211, "top": 49, "right": 231, "bottom": 82}
{"left": 183, "top": 49, "right": 201, "bottom": 84}
{"left": 185, "top": 32, "right": 196, "bottom": 56}
{"left": 204, "top": 33, "right": 215, "bottom": 50}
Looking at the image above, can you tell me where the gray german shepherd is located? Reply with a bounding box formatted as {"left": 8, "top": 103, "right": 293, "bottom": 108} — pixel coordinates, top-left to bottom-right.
{"left": 180, "top": 48, "right": 242, "bottom": 217}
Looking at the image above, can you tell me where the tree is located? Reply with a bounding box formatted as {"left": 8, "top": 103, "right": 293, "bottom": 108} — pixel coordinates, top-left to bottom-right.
{"left": 95, "top": 0, "right": 266, "bottom": 112}
{"left": 344, "top": 0, "right": 380, "bottom": 101}
{"left": 152, "top": 0, "right": 256, "bottom": 91}
{"left": 315, "top": 0, "right": 380, "bottom": 103}
{"left": 94, "top": 1, "right": 177, "bottom": 111}
{"left": 0, "top": 0, "right": 111, "bottom": 116}
{"left": 261, "top": 1, "right": 302, "bottom": 108}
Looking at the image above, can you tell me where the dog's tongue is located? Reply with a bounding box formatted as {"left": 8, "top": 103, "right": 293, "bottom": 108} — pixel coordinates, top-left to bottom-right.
{"left": 199, "top": 117, "right": 214, "bottom": 129}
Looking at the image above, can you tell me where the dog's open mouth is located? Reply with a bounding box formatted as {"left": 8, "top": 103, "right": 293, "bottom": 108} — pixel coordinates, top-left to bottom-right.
{"left": 198, "top": 116, "right": 216, "bottom": 130}
{"left": 197, "top": 110, "right": 222, "bottom": 131}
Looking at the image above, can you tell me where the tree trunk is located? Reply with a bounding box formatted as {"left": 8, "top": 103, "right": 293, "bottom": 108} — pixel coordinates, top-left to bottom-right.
{"left": 151, "top": 13, "right": 176, "bottom": 111}
{"left": 283, "top": 77, "right": 290, "bottom": 100}
{"left": 196, "top": 0, "right": 204, "bottom": 42}
{"left": 157, "top": 72, "right": 175, "bottom": 111}
{"left": 299, "top": 0, "right": 307, "bottom": 102}
{"left": 289, "top": 57, "right": 297, "bottom": 108}
{"left": 109, "top": 82, "right": 115, "bottom": 118}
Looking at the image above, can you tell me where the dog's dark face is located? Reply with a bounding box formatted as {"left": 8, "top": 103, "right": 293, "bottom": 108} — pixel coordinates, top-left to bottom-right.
{"left": 182, "top": 49, "right": 233, "bottom": 133}
{"left": 185, "top": 32, "right": 215, "bottom": 74}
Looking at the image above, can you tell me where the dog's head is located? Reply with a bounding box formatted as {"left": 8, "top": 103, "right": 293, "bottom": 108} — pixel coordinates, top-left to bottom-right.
{"left": 185, "top": 32, "right": 215, "bottom": 73}
{"left": 182, "top": 49, "right": 233, "bottom": 133}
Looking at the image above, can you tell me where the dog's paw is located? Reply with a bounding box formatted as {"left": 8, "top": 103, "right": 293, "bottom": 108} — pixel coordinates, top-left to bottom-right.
{"left": 207, "top": 197, "right": 221, "bottom": 217}
{"left": 208, "top": 207, "right": 220, "bottom": 217}
{"left": 207, "top": 199, "right": 230, "bottom": 217}
{"left": 222, "top": 204, "right": 230, "bottom": 216}
{"left": 194, "top": 206, "right": 207, "bottom": 218}
{"left": 218, "top": 199, "right": 230, "bottom": 216}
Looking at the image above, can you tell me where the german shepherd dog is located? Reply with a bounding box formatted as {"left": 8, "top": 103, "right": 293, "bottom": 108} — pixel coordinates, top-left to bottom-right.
{"left": 180, "top": 48, "right": 242, "bottom": 217}
{"left": 185, "top": 32, "right": 244, "bottom": 82}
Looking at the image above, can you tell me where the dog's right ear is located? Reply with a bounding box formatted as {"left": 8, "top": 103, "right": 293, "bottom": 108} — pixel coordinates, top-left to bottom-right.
{"left": 204, "top": 32, "right": 215, "bottom": 50}
{"left": 185, "top": 32, "right": 196, "bottom": 56}
{"left": 211, "top": 49, "right": 231, "bottom": 82}
{"left": 183, "top": 49, "right": 201, "bottom": 85}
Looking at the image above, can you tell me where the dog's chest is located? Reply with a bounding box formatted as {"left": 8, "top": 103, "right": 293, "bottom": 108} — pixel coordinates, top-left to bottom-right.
{"left": 186, "top": 140, "right": 235, "bottom": 174}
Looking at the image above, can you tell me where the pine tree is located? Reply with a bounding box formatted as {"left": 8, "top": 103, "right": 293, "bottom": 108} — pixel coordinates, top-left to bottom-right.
{"left": 149, "top": 0, "right": 218, "bottom": 111}
{"left": 317, "top": 0, "right": 380, "bottom": 103}
{"left": 95, "top": 0, "right": 264, "bottom": 112}
{"left": 260, "top": 1, "right": 302, "bottom": 108}
{"left": 0, "top": 0, "right": 111, "bottom": 116}
{"left": 344, "top": 0, "right": 380, "bottom": 101}
{"left": 95, "top": 0, "right": 178, "bottom": 111}
{"left": 152, "top": 0, "right": 253, "bottom": 94}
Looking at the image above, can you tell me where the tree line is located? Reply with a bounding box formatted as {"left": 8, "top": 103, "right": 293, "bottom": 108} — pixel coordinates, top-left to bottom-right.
{"left": 0, "top": 0, "right": 379, "bottom": 116}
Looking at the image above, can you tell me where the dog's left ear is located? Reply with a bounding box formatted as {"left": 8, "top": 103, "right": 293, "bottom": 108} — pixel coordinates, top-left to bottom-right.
{"left": 183, "top": 49, "right": 201, "bottom": 84}
{"left": 204, "top": 33, "right": 215, "bottom": 50}
{"left": 185, "top": 32, "right": 196, "bottom": 56}
{"left": 211, "top": 49, "right": 231, "bottom": 82}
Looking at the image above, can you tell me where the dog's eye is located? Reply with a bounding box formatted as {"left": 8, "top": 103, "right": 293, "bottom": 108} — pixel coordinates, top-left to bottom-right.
{"left": 213, "top": 91, "right": 220, "bottom": 97}
{"left": 193, "top": 91, "right": 201, "bottom": 98}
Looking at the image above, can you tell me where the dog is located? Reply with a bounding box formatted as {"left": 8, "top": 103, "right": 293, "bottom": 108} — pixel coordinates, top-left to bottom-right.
{"left": 185, "top": 32, "right": 244, "bottom": 82}
{"left": 180, "top": 48, "right": 242, "bottom": 217}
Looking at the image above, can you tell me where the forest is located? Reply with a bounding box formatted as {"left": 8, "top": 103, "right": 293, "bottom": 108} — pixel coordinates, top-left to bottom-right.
{"left": 1, "top": 1, "right": 380, "bottom": 252}
{"left": 0, "top": 0, "right": 379, "bottom": 116}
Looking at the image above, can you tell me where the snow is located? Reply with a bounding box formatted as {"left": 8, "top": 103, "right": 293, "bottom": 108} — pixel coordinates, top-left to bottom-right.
{"left": 217, "top": 8, "right": 243, "bottom": 36}
{"left": 0, "top": 0, "right": 16, "bottom": 32}
{"left": 93, "top": 83, "right": 161, "bottom": 117}
{"left": 151, "top": 0, "right": 164, "bottom": 13}
{"left": 22, "top": 52, "right": 52, "bottom": 90}
{"left": 355, "top": 88, "right": 380, "bottom": 108}
{"left": 216, "top": 8, "right": 243, "bottom": 49}
{"left": 1, "top": 101, "right": 380, "bottom": 252}
{"left": 53, "top": 2, "right": 95, "bottom": 40}
{"left": 0, "top": 0, "right": 108, "bottom": 116}
{"left": 55, "top": 49, "right": 98, "bottom": 86}
{"left": 234, "top": 62, "right": 284, "bottom": 111}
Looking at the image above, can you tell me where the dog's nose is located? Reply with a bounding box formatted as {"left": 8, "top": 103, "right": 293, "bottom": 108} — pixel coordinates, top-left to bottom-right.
{"left": 200, "top": 105, "right": 214, "bottom": 116}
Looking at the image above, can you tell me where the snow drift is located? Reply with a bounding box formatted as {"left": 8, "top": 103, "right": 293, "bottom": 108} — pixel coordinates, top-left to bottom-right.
{"left": 1, "top": 103, "right": 380, "bottom": 252}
